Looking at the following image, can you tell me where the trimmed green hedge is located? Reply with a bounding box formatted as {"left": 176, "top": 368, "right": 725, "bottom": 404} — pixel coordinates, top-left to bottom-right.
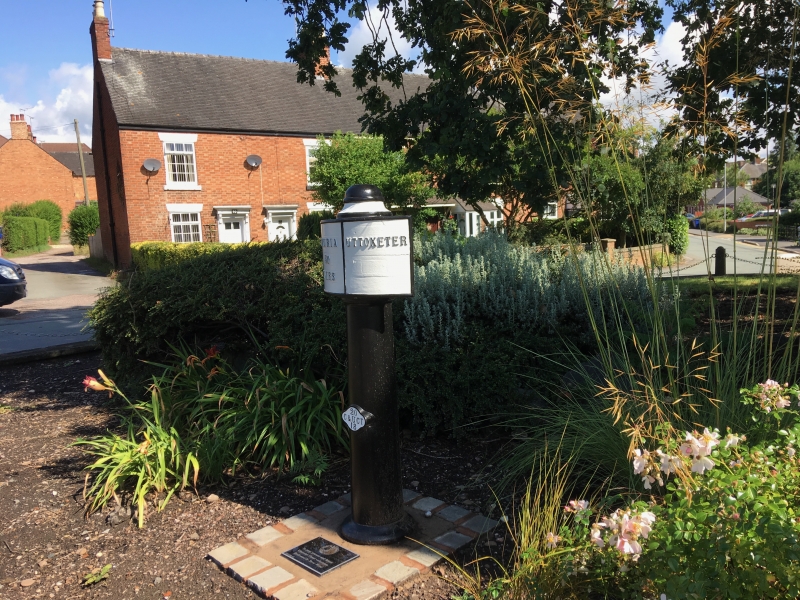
{"left": 2, "top": 216, "right": 50, "bottom": 252}
{"left": 131, "top": 241, "right": 255, "bottom": 271}
{"left": 27, "top": 200, "right": 63, "bottom": 241}
{"left": 0, "top": 200, "right": 62, "bottom": 241}
{"left": 68, "top": 203, "right": 100, "bottom": 246}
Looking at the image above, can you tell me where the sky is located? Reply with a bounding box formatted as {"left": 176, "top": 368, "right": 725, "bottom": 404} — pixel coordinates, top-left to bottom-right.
{"left": 0, "top": 0, "right": 682, "bottom": 146}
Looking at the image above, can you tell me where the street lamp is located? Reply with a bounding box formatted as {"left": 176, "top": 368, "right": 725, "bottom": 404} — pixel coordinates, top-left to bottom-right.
{"left": 772, "top": 183, "right": 777, "bottom": 207}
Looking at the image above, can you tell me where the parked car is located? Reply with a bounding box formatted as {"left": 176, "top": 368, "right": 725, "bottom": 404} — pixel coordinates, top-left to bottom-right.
{"left": 0, "top": 256, "right": 27, "bottom": 307}
{"left": 736, "top": 209, "right": 789, "bottom": 222}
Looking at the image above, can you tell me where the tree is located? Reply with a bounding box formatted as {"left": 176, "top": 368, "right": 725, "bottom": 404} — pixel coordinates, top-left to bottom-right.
{"left": 280, "top": 0, "right": 663, "bottom": 228}
{"left": 753, "top": 138, "right": 800, "bottom": 207}
{"left": 308, "top": 132, "right": 433, "bottom": 211}
{"left": 665, "top": 0, "right": 800, "bottom": 160}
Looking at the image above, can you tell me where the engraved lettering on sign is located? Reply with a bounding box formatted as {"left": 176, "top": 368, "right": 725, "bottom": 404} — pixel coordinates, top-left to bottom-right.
{"left": 344, "top": 236, "right": 410, "bottom": 249}
{"left": 324, "top": 271, "right": 336, "bottom": 281}
{"left": 321, "top": 238, "right": 338, "bottom": 247}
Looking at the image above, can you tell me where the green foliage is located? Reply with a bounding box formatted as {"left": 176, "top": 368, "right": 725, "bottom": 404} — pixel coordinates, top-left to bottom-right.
{"left": 1, "top": 216, "right": 49, "bottom": 252}
{"left": 309, "top": 132, "right": 433, "bottom": 211}
{"left": 77, "top": 350, "right": 348, "bottom": 526}
{"left": 89, "top": 241, "right": 346, "bottom": 392}
{"left": 663, "top": 214, "right": 689, "bottom": 255}
{"left": 297, "top": 211, "right": 335, "bottom": 240}
{"left": 26, "top": 200, "right": 63, "bottom": 241}
{"left": 82, "top": 564, "right": 112, "bottom": 587}
{"left": 68, "top": 203, "right": 100, "bottom": 246}
{"left": 130, "top": 241, "right": 246, "bottom": 271}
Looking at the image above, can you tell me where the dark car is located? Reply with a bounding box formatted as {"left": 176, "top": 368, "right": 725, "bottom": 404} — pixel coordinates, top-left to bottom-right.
{"left": 0, "top": 256, "right": 27, "bottom": 306}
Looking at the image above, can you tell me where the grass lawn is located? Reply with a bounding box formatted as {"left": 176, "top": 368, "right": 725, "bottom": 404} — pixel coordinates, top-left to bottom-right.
{"left": 0, "top": 244, "right": 51, "bottom": 259}
{"left": 666, "top": 274, "right": 800, "bottom": 297}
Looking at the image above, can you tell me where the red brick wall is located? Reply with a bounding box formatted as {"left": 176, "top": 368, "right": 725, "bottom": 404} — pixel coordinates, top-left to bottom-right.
{"left": 72, "top": 175, "right": 98, "bottom": 202}
{"left": 0, "top": 140, "right": 83, "bottom": 232}
{"left": 92, "top": 58, "right": 132, "bottom": 266}
{"left": 117, "top": 130, "right": 314, "bottom": 247}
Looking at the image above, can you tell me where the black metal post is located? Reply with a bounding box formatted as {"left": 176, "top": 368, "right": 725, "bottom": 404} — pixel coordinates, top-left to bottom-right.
{"left": 715, "top": 246, "right": 726, "bottom": 276}
{"left": 339, "top": 299, "right": 412, "bottom": 545}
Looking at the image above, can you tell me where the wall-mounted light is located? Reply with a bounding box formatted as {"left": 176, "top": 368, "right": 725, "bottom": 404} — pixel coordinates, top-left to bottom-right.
{"left": 245, "top": 155, "right": 262, "bottom": 169}
{"left": 143, "top": 158, "right": 161, "bottom": 175}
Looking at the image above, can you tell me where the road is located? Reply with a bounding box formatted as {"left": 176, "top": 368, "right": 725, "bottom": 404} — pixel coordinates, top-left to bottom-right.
{"left": 664, "top": 231, "right": 800, "bottom": 277}
{"left": 0, "top": 246, "right": 114, "bottom": 356}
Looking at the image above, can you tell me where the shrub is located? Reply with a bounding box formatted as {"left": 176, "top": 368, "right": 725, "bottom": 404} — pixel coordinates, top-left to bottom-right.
{"left": 26, "top": 200, "right": 63, "bottom": 241}
{"left": 1, "top": 216, "right": 49, "bottom": 252}
{"left": 89, "top": 240, "right": 346, "bottom": 392}
{"left": 297, "top": 211, "right": 335, "bottom": 240}
{"left": 663, "top": 214, "right": 689, "bottom": 255}
{"left": 131, "top": 241, "right": 244, "bottom": 271}
{"left": 68, "top": 203, "right": 100, "bottom": 246}
{"left": 77, "top": 349, "right": 348, "bottom": 526}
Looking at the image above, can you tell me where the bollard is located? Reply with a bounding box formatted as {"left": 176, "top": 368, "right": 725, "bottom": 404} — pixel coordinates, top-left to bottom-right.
{"left": 320, "top": 184, "right": 414, "bottom": 545}
{"left": 715, "top": 246, "right": 726, "bottom": 276}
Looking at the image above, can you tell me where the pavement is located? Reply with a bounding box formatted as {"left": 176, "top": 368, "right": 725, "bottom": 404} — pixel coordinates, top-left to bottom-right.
{"left": 661, "top": 230, "right": 800, "bottom": 277}
{"left": 208, "top": 489, "right": 499, "bottom": 600}
{"left": 0, "top": 245, "right": 114, "bottom": 361}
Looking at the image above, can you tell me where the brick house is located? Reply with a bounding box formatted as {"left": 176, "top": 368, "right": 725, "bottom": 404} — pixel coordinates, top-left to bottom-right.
{"left": 0, "top": 115, "right": 97, "bottom": 224}
{"left": 89, "top": 0, "right": 426, "bottom": 268}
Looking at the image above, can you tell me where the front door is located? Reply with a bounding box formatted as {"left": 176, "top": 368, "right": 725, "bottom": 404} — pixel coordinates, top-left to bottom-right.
{"left": 268, "top": 212, "right": 295, "bottom": 241}
{"left": 219, "top": 218, "right": 246, "bottom": 243}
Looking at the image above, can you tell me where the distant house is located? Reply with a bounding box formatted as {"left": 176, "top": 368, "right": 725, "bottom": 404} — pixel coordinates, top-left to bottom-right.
{"left": 687, "top": 187, "right": 772, "bottom": 215}
{"left": 0, "top": 114, "right": 97, "bottom": 223}
{"left": 715, "top": 158, "right": 769, "bottom": 190}
{"left": 87, "top": 0, "right": 427, "bottom": 268}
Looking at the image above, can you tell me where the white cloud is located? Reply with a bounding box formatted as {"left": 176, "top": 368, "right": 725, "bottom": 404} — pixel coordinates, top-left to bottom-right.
{"left": 335, "top": 6, "right": 422, "bottom": 72}
{"left": 0, "top": 63, "right": 93, "bottom": 145}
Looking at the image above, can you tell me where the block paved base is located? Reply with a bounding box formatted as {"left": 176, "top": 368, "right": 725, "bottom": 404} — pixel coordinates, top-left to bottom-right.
{"left": 207, "top": 490, "right": 499, "bottom": 599}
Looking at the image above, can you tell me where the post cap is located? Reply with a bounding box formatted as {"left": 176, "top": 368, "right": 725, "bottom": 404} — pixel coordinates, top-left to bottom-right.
{"left": 344, "top": 184, "right": 385, "bottom": 203}
{"left": 340, "top": 184, "right": 391, "bottom": 216}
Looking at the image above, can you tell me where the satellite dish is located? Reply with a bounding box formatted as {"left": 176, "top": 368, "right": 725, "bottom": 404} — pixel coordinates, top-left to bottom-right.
{"left": 143, "top": 158, "right": 161, "bottom": 174}
{"left": 246, "top": 154, "right": 263, "bottom": 168}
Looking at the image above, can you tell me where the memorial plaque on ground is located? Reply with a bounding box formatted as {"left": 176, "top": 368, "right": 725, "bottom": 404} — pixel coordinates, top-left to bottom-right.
{"left": 281, "top": 537, "right": 359, "bottom": 576}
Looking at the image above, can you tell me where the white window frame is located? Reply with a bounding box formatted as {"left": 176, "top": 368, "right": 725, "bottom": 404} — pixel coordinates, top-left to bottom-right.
{"left": 167, "top": 203, "right": 203, "bottom": 243}
{"left": 306, "top": 201, "right": 334, "bottom": 213}
{"left": 543, "top": 202, "right": 559, "bottom": 220}
{"left": 486, "top": 210, "right": 504, "bottom": 230}
{"left": 159, "top": 132, "right": 202, "bottom": 191}
{"left": 303, "top": 138, "right": 331, "bottom": 187}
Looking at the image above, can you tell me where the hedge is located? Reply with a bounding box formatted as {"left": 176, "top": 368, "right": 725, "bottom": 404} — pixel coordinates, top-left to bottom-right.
{"left": 68, "top": 203, "right": 100, "bottom": 246}
{"left": 130, "top": 241, "right": 256, "bottom": 271}
{"left": 1, "top": 216, "right": 50, "bottom": 253}
{"left": 664, "top": 214, "right": 689, "bottom": 256}
{"left": 26, "top": 200, "right": 63, "bottom": 241}
{"left": 90, "top": 235, "right": 655, "bottom": 434}
{"left": 297, "top": 211, "right": 335, "bottom": 241}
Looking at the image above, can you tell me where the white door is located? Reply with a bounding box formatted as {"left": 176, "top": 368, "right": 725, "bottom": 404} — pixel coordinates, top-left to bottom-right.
{"left": 219, "top": 218, "right": 245, "bottom": 243}
{"left": 268, "top": 212, "right": 295, "bottom": 241}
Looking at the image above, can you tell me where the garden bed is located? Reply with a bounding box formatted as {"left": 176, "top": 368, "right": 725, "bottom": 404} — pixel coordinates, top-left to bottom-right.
{"left": 0, "top": 353, "right": 508, "bottom": 599}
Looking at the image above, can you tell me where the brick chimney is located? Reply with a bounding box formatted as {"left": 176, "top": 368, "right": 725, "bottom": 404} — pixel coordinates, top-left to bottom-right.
{"left": 9, "top": 114, "right": 31, "bottom": 140}
{"left": 315, "top": 47, "right": 331, "bottom": 78}
{"left": 90, "top": 0, "right": 112, "bottom": 62}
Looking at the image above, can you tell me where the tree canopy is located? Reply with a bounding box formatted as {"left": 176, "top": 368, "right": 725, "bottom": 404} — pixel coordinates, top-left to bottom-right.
{"left": 308, "top": 132, "right": 433, "bottom": 211}
{"left": 280, "top": 0, "right": 663, "bottom": 223}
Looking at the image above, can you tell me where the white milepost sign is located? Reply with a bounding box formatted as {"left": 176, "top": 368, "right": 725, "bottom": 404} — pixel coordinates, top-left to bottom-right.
{"left": 321, "top": 217, "right": 412, "bottom": 297}
{"left": 342, "top": 406, "right": 366, "bottom": 432}
{"left": 321, "top": 221, "right": 345, "bottom": 294}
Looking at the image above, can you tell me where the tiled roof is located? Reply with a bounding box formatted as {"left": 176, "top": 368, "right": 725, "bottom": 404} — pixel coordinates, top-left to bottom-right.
{"left": 704, "top": 186, "right": 770, "bottom": 206}
{"left": 39, "top": 142, "right": 92, "bottom": 153}
{"left": 739, "top": 162, "right": 769, "bottom": 179}
{"left": 0, "top": 134, "right": 6, "bottom": 149}
{"left": 49, "top": 152, "right": 95, "bottom": 177}
{"left": 101, "top": 48, "right": 429, "bottom": 136}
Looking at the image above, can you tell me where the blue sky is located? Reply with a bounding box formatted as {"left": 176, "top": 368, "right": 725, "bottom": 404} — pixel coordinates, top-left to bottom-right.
{"left": 0, "top": 0, "right": 680, "bottom": 144}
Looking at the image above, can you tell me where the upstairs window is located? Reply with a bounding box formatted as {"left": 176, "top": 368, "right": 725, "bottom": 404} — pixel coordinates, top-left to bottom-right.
{"left": 159, "top": 133, "right": 202, "bottom": 191}
{"left": 165, "top": 142, "right": 196, "bottom": 183}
